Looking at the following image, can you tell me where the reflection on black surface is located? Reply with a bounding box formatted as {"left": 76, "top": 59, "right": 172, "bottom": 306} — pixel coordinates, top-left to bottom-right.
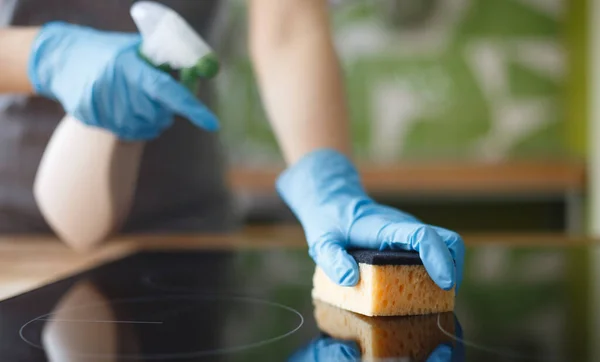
{"left": 22, "top": 281, "right": 304, "bottom": 361}
{"left": 40, "top": 281, "right": 125, "bottom": 361}
{"left": 0, "top": 247, "right": 595, "bottom": 362}
{"left": 289, "top": 300, "right": 464, "bottom": 362}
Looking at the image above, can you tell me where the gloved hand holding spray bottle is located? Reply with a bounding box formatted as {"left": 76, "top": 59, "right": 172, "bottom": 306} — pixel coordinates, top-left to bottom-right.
{"left": 33, "top": 1, "right": 219, "bottom": 249}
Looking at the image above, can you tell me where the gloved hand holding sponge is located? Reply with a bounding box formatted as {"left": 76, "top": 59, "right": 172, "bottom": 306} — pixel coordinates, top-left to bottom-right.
{"left": 277, "top": 149, "right": 465, "bottom": 292}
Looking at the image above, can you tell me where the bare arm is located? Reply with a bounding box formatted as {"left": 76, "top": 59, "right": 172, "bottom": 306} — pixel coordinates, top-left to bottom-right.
{"left": 0, "top": 27, "right": 39, "bottom": 94}
{"left": 248, "top": 0, "right": 351, "bottom": 165}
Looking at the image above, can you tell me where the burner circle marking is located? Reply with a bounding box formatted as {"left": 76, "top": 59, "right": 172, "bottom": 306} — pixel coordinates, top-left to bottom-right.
{"left": 20, "top": 295, "right": 304, "bottom": 360}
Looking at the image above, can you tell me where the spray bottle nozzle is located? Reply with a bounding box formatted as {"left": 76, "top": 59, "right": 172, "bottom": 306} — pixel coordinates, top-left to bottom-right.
{"left": 131, "top": 1, "right": 220, "bottom": 87}
{"left": 195, "top": 53, "right": 220, "bottom": 79}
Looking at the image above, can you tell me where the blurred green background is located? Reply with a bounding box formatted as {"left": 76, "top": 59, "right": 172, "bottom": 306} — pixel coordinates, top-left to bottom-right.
{"left": 214, "top": 0, "right": 585, "bottom": 166}
{"left": 213, "top": 0, "right": 588, "bottom": 235}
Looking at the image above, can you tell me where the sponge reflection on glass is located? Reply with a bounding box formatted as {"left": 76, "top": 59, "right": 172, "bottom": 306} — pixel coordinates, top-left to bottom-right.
{"left": 313, "top": 300, "right": 456, "bottom": 361}
{"left": 312, "top": 250, "right": 455, "bottom": 317}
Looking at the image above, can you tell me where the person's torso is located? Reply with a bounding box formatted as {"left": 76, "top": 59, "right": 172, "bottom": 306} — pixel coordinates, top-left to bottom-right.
{"left": 0, "top": 0, "right": 233, "bottom": 233}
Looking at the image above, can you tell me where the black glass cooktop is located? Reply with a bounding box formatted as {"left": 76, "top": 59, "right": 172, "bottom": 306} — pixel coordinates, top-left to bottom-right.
{"left": 0, "top": 245, "right": 596, "bottom": 361}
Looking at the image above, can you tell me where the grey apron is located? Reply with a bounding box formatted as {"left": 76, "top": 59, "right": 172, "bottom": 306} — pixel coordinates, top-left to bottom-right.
{"left": 0, "top": 0, "right": 234, "bottom": 234}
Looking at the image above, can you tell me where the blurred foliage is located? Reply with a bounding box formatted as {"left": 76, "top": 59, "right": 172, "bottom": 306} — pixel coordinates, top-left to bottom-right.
{"left": 215, "top": 0, "right": 570, "bottom": 165}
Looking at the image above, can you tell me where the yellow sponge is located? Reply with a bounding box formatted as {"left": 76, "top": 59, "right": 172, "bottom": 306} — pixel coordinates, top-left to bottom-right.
{"left": 311, "top": 250, "right": 455, "bottom": 316}
{"left": 314, "top": 300, "right": 455, "bottom": 361}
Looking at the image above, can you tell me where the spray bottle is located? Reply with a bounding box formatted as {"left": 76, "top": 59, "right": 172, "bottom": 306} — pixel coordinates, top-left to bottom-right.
{"left": 34, "top": 1, "right": 219, "bottom": 249}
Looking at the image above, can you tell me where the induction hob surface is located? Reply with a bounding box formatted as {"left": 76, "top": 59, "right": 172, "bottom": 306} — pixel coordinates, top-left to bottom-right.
{"left": 0, "top": 245, "right": 595, "bottom": 361}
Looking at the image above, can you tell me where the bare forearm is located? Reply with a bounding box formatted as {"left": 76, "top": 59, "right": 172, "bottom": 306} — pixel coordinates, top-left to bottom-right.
{"left": 0, "top": 27, "right": 39, "bottom": 94}
{"left": 248, "top": 0, "right": 351, "bottom": 165}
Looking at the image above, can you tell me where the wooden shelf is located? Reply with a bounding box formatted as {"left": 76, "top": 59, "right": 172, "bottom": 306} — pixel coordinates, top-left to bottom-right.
{"left": 227, "top": 161, "right": 586, "bottom": 195}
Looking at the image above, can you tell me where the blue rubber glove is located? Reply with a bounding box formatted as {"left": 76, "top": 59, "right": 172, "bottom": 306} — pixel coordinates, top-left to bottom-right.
{"left": 288, "top": 333, "right": 462, "bottom": 362}
{"left": 431, "top": 314, "right": 466, "bottom": 362}
{"left": 288, "top": 336, "right": 360, "bottom": 362}
{"left": 28, "top": 22, "right": 218, "bottom": 140}
{"left": 277, "top": 149, "right": 465, "bottom": 291}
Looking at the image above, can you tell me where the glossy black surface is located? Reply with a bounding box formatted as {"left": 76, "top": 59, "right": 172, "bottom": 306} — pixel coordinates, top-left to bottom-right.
{"left": 0, "top": 245, "right": 596, "bottom": 361}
